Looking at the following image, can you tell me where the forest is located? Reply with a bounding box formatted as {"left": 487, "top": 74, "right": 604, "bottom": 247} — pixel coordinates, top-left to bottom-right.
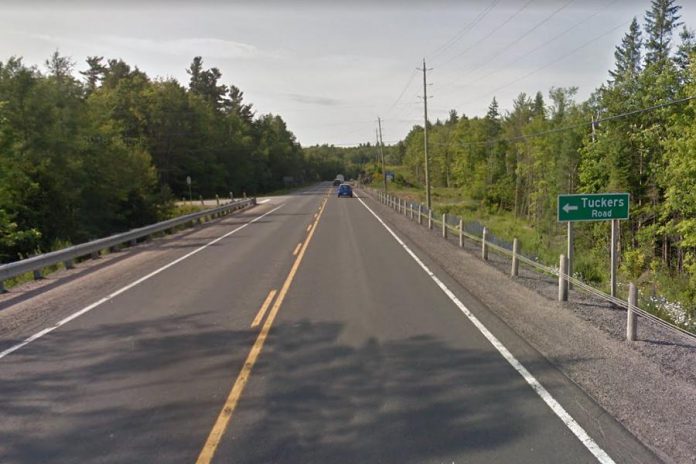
{"left": 361, "top": 0, "right": 696, "bottom": 320}
{"left": 0, "top": 55, "right": 345, "bottom": 263}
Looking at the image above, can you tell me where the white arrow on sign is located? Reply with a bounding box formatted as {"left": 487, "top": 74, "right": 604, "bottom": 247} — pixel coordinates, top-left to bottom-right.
{"left": 562, "top": 204, "right": 578, "bottom": 213}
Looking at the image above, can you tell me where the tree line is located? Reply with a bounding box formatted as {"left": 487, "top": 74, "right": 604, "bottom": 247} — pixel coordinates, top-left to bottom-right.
{"left": 0, "top": 54, "right": 343, "bottom": 263}
{"left": 370, "top": 0, "right": 696, "bottom": 309}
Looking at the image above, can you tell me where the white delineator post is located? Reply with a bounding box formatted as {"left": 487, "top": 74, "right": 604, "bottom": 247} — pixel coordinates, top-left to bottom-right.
{"left": 482, "top": 227, "right": 489, "bottom": 260}
{"left": 511, "top": 238, "right": 519, "bottom": 277}
{"left": 627, "top": 282, "right": 638, "bottom": 341}
{"left": 418, "top": 205, "right": 423, "bottom": 225}
{"left": 458, "top": 219, "right": 463, "bottom": 247}
{"left": 428, "top": 210, "right": 433, "bottom": 230}
{"left": 442, "top": 214, "right": 447, "bottom": 238}
{"left": 558, "top": 254, "right": 568, "bottom": 302}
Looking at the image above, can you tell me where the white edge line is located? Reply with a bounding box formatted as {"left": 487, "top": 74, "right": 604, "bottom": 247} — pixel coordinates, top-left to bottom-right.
{"left": 0, "top": 204, "right": 285, "bottom": 360}
{"left": 355, "top": 195, "right": 616, "bottom": 464}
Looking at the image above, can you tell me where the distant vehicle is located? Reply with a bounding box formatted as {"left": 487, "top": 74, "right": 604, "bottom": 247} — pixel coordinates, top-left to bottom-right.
{"left": 337, "top": 184, "right": 353, "bottom": 198}
{"left": 335, "top": 174, "right": 345, "bottom": 183}
{"left": 332, "top": 179, "right": 341, "bottom": 186}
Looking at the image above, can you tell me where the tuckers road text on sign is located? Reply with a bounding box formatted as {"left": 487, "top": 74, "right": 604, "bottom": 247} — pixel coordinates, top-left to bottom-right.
{"left": 558, "top": 193, "right": 630, "bottom": 222}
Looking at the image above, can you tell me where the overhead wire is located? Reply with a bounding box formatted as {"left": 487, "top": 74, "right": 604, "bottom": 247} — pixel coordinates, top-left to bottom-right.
{"left": 455, "top": 0, "right": 616, "bottom": 92}
{"left": 427, "top": 94, "right": 696, "bottom": 149}
{"left": 437, "top": 0, "right": 579, "bottom": 93}
{"left": 431, "top": 0, "right": 535, "bottom": 69}
{"left": 457, "top": 19, "right": 630, "bottom": 109}
{"left": 428, "top": 0, "right": 501, "bottom": 61}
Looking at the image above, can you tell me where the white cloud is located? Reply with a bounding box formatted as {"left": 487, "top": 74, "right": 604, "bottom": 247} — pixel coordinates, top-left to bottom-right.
{"left": 100, "top": 36, "right": 269, "bottom": 60}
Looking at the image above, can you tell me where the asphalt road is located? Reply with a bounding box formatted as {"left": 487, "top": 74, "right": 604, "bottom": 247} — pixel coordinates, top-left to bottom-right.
{"left": 0, "top": 182, "right": 659, "bottom": 463}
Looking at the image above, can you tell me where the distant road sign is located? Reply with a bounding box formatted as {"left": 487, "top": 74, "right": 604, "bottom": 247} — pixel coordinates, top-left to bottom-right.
{"left": 558, "top": 193, "right": 629, "bottom": 222}
{"left": 186, "top": 176, "right": 191, "bottom": 185}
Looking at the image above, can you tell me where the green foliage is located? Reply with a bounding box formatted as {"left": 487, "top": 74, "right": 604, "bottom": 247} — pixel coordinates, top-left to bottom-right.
{"left": 0, "top": 54, "right": 313, "bottom": 263}
{"left": 386, "top": 1, "right": 696, "bottom": 318}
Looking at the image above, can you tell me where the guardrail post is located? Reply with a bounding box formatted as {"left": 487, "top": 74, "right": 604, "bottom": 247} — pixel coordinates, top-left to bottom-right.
{"left": 511, "top": 238, "right": 519, "bottom": 277}
{"left": 442, "top": 214, "right": 447, "bottom": 238}
{"left": 458, "top": 219, "right": 463, "bottom": 247}
{"left": 91, "top": 251, "right": 100, "bottom": 259}
{"left": 216, "top": 194, "right": 220, "bottom": 206}
{"left": 230, "top": 191, "right": 234, "bottom": 201}
{"left": 428, "top": 210, "right": 433, "bottom": 229}
{"left": 33, "top": 269, "right": 42, "bottom": 280}
{"left": 130, "top": 239, "right": 137, "bottom": 246}
{"left": 64, "top": 259, "right": 74, "bottom": 270}
{"left": 0, "top": 280, "right": 5, "bottom": 293}
{"left": 627, "top": 283, "right": 638, "bottom": 341}
{"left": 558, "top": 254, "right": 568, "bottom": 302}
{"left": 410, "top": 203, "right": 414, "bottom": 220}
{"left": 418, "top": 205, "right": 423, "bottom": 225}
{"left": 482, "top": 227, "right": 489, "bottom": 260}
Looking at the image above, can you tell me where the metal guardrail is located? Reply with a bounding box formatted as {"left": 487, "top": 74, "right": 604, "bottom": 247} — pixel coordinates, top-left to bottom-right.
{"left": 0, "top": 198, "right": 257, "bottom": 291}
{"left": 364, "top": 187, "right": 696, "bottom": 341}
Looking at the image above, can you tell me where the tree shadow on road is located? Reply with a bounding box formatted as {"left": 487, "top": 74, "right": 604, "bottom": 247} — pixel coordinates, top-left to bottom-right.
{"left": 0, "top": 315, "right": 583, "bottom": 464}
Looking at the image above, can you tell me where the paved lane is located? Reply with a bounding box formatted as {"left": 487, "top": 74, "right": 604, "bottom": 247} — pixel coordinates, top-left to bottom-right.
{"left": 209, "top": 191, "right": 659, "bottom": 464}
{"left": 0, "top": 183, "right": 659, "bottom": 463}
{"left": 0, "top": 185, "right": 330, "bottom": 463}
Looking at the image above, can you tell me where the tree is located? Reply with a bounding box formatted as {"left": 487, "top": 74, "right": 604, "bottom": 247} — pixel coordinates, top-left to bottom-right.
{"left": 80, "top": 56, "right": 106, "bottom": 94}
{"left": 644, "top": 0, "right": 682, "bottom": 66}
{"left": 610, "top": 18, "right": 643, "bottom": 83}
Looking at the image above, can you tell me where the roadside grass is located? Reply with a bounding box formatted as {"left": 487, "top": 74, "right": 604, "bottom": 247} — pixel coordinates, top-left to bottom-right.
{"left": 168, "top": 203, "right": 206, "bottom": 218}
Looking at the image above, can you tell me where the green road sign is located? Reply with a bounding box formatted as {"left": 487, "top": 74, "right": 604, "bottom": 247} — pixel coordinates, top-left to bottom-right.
{"left": 558, "top": 193, "right": 629, "bottom": 222}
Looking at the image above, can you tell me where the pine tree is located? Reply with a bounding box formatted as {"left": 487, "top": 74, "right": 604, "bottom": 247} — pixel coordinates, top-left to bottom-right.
{"left": 644, "top": 0, "right": 682, "bottom": 66}
{"left": 80, "top": 56, "right": 105, "bottom": 94}
{"left": 610, "top": 18, "right": 642, "bottom": 83}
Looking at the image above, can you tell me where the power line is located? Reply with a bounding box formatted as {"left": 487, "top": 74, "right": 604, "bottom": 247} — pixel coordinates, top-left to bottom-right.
{"left": 432, "top": 0, "right": 535, "bottom": 69}
{"left": 437, "top": 0, "right": 578, "bottom": 93}
{"left": 385, "top": 68, "right": 419, "bottom": 115}
{"left": 453, "top": 0, "right": 614, "bottom": 92}
{"left": 441, "top": 95, "right": 696, "bottom": 149}
{"left": 428, "top": 0, "right": 501, "bottom": 61}
{"left": 457, "top": 19, "right": 630, "bottom": 109}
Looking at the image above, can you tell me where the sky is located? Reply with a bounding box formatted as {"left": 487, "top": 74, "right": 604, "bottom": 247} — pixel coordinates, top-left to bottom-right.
{"left": 2, "top": 0, "right": 696, "bottom": 146}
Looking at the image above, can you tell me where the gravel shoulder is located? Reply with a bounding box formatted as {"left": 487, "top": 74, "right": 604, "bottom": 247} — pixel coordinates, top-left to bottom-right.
{"left": 360, "top": 189, "right": 696, "bottom": 464}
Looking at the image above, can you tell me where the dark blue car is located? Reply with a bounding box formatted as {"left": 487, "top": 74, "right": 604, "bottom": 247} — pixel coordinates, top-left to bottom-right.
{"left": 337, "top": 184, "right": 353, "bottom": 198}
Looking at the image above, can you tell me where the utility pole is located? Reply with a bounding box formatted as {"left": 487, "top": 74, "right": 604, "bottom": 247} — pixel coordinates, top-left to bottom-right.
{"left": 377, "top": 117, "right": 387, "bottom": 193}
{"left": 418, "top": 58, "right": 432, "bottom": 209}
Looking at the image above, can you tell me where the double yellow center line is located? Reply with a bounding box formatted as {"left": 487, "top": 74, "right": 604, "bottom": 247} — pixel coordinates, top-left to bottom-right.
{"left": 195, "top": 196, "right": 328, "bottom": 464}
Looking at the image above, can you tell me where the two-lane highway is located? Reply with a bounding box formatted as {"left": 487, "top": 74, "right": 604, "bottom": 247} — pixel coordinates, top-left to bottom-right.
{"left": 0, "top": 183, "right": 659, "bottom": 463}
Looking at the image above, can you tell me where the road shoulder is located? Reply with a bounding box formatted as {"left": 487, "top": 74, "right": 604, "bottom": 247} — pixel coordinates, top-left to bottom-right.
{"left": 359, "top": 189, "right": 695, "bottom": 464}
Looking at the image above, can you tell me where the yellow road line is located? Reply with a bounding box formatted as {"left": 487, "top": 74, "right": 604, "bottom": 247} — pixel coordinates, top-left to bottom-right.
{"left": 195, "top": 198, "right": 328, "bottom": 464}
{"left": 306, "top": 224, "right": 312, "bottom": 232}
{"left": 292, "top": 243, "right": 302, "bottom": 256}
{"left": 250, "top": 289, "right": 277, "bottom": 329}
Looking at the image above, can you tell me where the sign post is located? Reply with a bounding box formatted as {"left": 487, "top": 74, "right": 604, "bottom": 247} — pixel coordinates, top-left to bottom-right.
{"left": 558, "top": 193, "right": 630, "bottom": 301}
